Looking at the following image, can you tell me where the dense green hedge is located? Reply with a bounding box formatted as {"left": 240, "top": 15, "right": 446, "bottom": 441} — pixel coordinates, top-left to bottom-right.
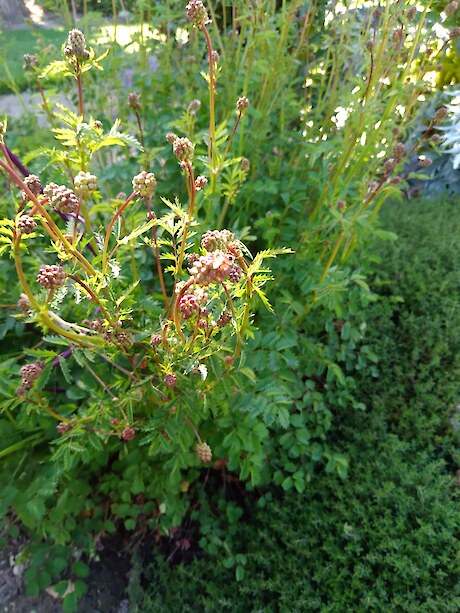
{"left": 131, "top": 198, "right": 460, "bottom": 612}
{"left": 132, "top": 417, "right": 460, "bottom": 612}
{"left": 362, "top": 199, "right": 460, "bottom": 454}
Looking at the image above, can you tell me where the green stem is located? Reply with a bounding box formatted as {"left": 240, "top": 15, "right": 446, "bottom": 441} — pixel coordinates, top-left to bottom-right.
{"left": 102, "top": 191, "right": 136, "bottom": 274}
{"left": 201, "top": 25, "right": 216, "bottom": 188}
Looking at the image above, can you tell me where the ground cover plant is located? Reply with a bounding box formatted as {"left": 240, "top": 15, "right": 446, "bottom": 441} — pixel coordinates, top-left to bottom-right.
{"left": 130, "top": 196, "right": 460, "bottom": 612}
{"left": 1, "top": 0, "right": 459, "bottom": 609}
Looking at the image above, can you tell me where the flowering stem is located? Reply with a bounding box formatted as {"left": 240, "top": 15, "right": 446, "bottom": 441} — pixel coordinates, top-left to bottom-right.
{"left": 36, "top": 78, "right": 54, "bottom": 125}
{"left": 173, "top": 278, "right": 194, "bottom": 338}
{"left": 201, "top": 25, "right": 216, "bottom": 187}
{"left": 146, "top": 203, "right": 169, "bottom": 308}
{"left": 67, "top": 273, "right": 115, "bottom": 325}
{"left": 76, "top": 61, "right": 84, "bottom": 117}
{"left": 102, "top": 191, "right": 136, "bottom": 274}
{"left": 13, "top": 241, "right": 102, "bottom": 347}
{"left": 220, "top": 111, "right": 242, "bottom": 165}
{"left": 175, "top": 162, "right": 195, "bottom": 276}
{"left": 0, "top": 153, "right": 96, "bottom": 278}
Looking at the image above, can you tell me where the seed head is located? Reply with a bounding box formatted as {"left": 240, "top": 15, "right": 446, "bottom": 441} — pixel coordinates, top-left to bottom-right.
{"left": 121, "top": 426, "right": 136, "bottom": 441}
{"left": 228, "top": 265, "right": 242, "bottom": 283}
{"left": 57, "top": 421, "right": 72, "bottom": 435}
{"left": 44, "top": 183, "right": 79, "bottom": 214}
{"left": 74, "top": 171, "right": 97, "bottom": 197}
{"left": 186, "top": 0, "right": 211, "bottom": 28}
{"left": 432, "top": 134, "right": 441, "bottom": 143}
{"left": 187, "top": 99, "right": 201, "bottom": 115}
{"left": 391, "top": 176, "right": 402, "bottom": 185}
{"left": 392, "top": 142, "right": 406, "bottom": 160}
{"left": 187, "top": 253, "right": 200, "bottom": 267}
{"left": 217, "top": 310, "right": 232, "bottom": 328}
{"left": 196, "top": 441, "right": 212, "bottom": 463}
{"left": 164, "top": 373, "right": 178, "bottom": 388}
{"left": 201, "top": 229, "right": 235, "bottom": 252}
{"left": 211, "top": 50, "right": 220, "bottom": 63}
{"left": 195, "top": 175, "right": 208, "bottom": 191}
{"left": 172, "top": 137, "right": 194, "bottom": 162}
{"left": 37, "top": 264, "right": 66, "bottom": 290}
{"left": 406, "top": 7, "right": 417, "bottom": 19}
{"left": 20, "top": 361, "right": 44, "bottom": 387}
{"left": 241, "top": 158, "right": 250, "bottom": 172}
{"left": 17, "top": 215, "right": 37, "bottom": 235}
{"left": 392, "top": 25, "right": 404, "bottom": 45}
{"left": 433, "top": 107, "right": 448, "bottom": 124}
{"left": 17, "top": 294, "right": 31, "bottom": 313}
{"left": 445, "top": 1, "right": 458, "bottom": 18}
{"left": 166, "top": 132, "right": 178, "bottom": 144}
{"left": 23, "top": 174, "right": 42, "bottom": 197}
{"left": 23, "top": 54, "right": 39, "bottom": 71}
{"left": 189, "top": 250, "right": 235, "bottom": 286}
{"left": 132, "top": 170, "right": 157, "bottom": 198}
{"left": 365, "top": 40, "right": 374, "bottom": 52}
{"left": 150, "top": 333, "right": 162, "bottom": 347}
{"left": 236, "top": 96, "right": 250, "bottom": 112}
{"left": 418, "top": 157, "right": 432, "bottom": 168}
{"left": 179, "top": 293, "right": 201, "bottom": 318}
{"left": 128, "top": 91, "right": 141, "bottom": 111}
{"left": 65, "top": 29, "right": 89, "bottom": 59}
{"left": 450, "top": 27, "right": 460, "bottom": 39}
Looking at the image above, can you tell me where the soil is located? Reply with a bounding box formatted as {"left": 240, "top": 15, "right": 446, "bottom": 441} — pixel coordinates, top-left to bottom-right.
{"left": 0, "top": 536, "right": 131, "bottom": 613}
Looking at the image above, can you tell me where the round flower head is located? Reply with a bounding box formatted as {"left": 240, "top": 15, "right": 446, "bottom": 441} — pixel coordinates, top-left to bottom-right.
{"left": 172, "top": 137, "right": 195, "bottom": 162}
{"left": 433, "top": 107, "right": 448, "bottom": 124}
{"left": 195, "top": 175, "right": 208, "bottom": 190}
{"left": 392, "top": 143, "right": 405, "bottom": 161}
{"left": 44, "top": 183, "right": 79, "bottom": 215}
{"left": 74, "top": 171, "right": 97, "bottom": 197}
{"left": 201, "top": 229, "right": 235, "bottom": 252}
{"left": 23, "top": 54, "right": 39, "bottom": 71}
{"left": 20, "top": 361, "right": 44, "bottom": 388}
{"left": 17, "top": 294, "right": 31, "bottom": 313}
{"left": 188, "top": 99, "right": 201, "bottom": 115}
{"left": 186, "top": 0, "right": 211, "bottom": 28}
{"left": 132, "top": 170, "right": 157, "bottom": 198}
{"left": 150, "top": 333, "right": 162, "bottom": 347}
{"left": 189, "top": 250, "right": 234, "bottom": 286}
{"left": 196, "top": 441, "right": 212, "bottom": 463}
{"left": 65, "top": 29, "right": 89, "bottom": 59}
{"left": 211, "top": 50, "right": 220, "bottom": 63}
{"left": 23, "top": 174, "right": 42, "bottom": 197}
{"left": 121, "top": 426, "right": 136, "bottom": 441}
{"left": 166, "top": 132, "right": 178, "bottom": 144}
{"left": 241, "top": 158, "right": 250, "bottom": 172}
{"left": 236, "top": 96, "right": 250, "bottom": 112}
{"left": 164, "top": 373, "right": 178, "bottom": 388}
{"left": 128, "top": 92, "right": 141, "bottom": 111}
{"left": 450, "top": 27, "right": 460, "bottom": 39}
{"left": 418, "top": 157, "right": 432, "bottom": 168}
{"left": 17, "top": 216, "right": 37, "bottom": 235}
{"left": 37, "top": 264, "right": 66, "bottom": 290}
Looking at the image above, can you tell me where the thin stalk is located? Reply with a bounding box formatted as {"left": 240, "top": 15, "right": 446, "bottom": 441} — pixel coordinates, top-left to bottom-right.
{"left": 0, "top": 153, "right": 96, "bottom": 277}
{"left": 76, "top": 62, "right": 84, "bottom": 118}
{"left": 201, "top": 25, "right": 216, "bottom": 187}
{"left": 175, "top": 162, "right": 195, "bottom": 275}
{"left": 67, "top": 274, "right": 115, "bottom": 325}
{"left": 102, "top": 191, "right": 136, "bottom": 274}
{"left": 146, "top": 204, "right": 169, "bottom": 308}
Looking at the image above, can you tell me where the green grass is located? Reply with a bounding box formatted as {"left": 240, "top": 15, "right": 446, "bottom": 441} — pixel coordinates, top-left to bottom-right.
{"left": 0, "top": 28, "right": 65, "bottom": 94}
